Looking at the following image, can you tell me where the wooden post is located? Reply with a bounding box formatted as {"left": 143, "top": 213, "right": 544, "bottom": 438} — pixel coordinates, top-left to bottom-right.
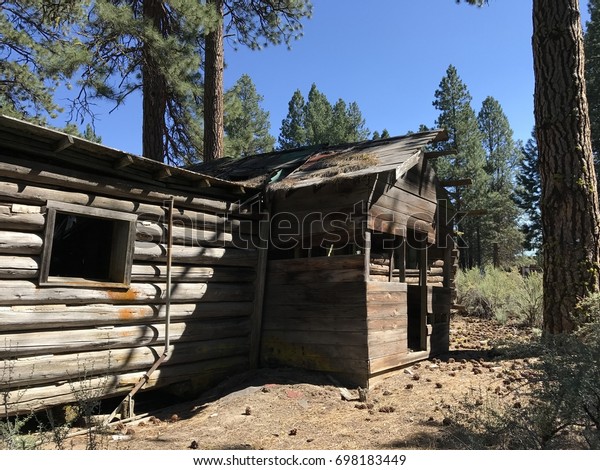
{"left": 443, "top": 243, "right": 452, "bottom": 288}
{"left": 388, "top": 245, "right": 395, "bottom": 282}
{"left": 249, "top": 213, "right": 270, "bottom": 369}
{"left": 364, "top": 230, "right": 371, "bottom": 282}
{"left": 397, "top": 236, "right": 406, "bottom": 283}
{"left": 419, "top": 241, "right": 428, "bottom": 351}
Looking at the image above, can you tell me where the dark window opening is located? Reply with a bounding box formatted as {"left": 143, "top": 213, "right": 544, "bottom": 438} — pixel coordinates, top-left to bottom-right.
{"left": 50, "top": 213, "right": 115, "bottom": 280}
{"left": 40, "top": 202, "right": 137, "bottom": 287}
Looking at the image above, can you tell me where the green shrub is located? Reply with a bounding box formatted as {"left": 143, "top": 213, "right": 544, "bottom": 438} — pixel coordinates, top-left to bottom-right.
{"left": 456, "top": 267, "right": 542, "bottom": 326}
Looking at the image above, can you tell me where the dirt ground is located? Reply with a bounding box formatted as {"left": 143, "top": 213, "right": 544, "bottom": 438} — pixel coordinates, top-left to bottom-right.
{"left": 59, "top": 314, "right": 537, "bottom": 451}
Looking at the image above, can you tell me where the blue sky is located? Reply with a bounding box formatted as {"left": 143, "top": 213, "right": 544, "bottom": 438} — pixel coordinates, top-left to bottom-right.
{"left": 56, "top": 0, "right": 592, "bottom": 156}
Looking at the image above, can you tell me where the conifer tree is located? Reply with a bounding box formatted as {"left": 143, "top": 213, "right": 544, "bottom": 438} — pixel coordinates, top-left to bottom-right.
{"left": 278, "top": 89, "right": 307, "bottom": 149}
{"left": 585, "top": 0, "right": 600, "bottom": 161}
{"left": 514, "top": 133, "right": 542, "bottom": 252}
{"left": 304, "top": 83, "right": 333, "bottom": 145}
{"left": 0, "top": 1, "right": 87, "bottom": 123}
{"left": 203, "top": 0, "right": 312, "bottom": 160}
{"left": 432, "top": 64, "right": 489, "bottom": 268}
{"left": 477, "top": 96, "right": 523, "bottom": 265}
{"left": 71, "top": 0, "right": 216, "bottom": 164}
{"left": 224, "top": 74, "right": 275, "bottom": 157}
{"left": 278, "top": 84, "right": 369, "bottom": 148}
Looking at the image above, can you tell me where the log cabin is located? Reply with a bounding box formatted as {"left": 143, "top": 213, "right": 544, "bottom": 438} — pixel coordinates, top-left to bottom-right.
{"left": 0, "top": 115, "right": 264, "bottom": 416}
{"left": 0, "top": 115, "right": 457, "bottom": 415}
{"left": 192, "top": 129, "right": 458, "bottom": 387}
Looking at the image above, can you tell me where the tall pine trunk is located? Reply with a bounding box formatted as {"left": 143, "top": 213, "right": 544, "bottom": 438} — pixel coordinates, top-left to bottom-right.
{"left": 533, "top": 0, "right": 600, "bottom": 333}
{"left": 142, "top": 0, "right": 167, "bottom": 162}
{"left": 203, "top": 0, "right": 224, "bottom": 161}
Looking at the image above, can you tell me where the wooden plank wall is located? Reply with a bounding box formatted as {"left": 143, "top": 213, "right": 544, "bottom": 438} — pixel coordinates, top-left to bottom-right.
{"left": 366, "top": 282, "right": 408, "bottom": 376}
{"left": 368, "top": 159, "right": 437, "bottom": 241}
{"left": 0, "top": 159, "right": 258, "bottom": 415}
{"left": 260, "top": 255, "right": 370, "bottom": 387}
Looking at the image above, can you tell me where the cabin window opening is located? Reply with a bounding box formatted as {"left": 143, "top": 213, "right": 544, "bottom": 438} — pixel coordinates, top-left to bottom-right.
{"left": 40, "top": 201, "right": 137, "bottom": 287}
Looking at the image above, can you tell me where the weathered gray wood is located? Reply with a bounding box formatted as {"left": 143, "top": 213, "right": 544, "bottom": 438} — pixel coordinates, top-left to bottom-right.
{"left": 0, "top": 154, "right": 233, "bottom": 214}
{"left": 2, "top": 355, "right": 249, "bottom": 416}
{"left": 262, "top": 314, "right": 367, "bottom": 333}
{"left": 0, "top": 280, "right": 255, "bottom": 305}
{"left": 264, "top": 281, "right": 366, "bottom": 306}
{"left": 0, "top": 204, "right": 45, "bottom": 230}
{"left": 0, "top": 181, "right": 242, "bottom": 231}
{"left": 0, "top": 230, "right": 43, "bottom": 254}
{"left": 250, "top": 218, "right": 270, "bottom": 368}
{"left": 131, "top": 264, "right": 255, "bottom": 282}
{"left": 0, "top": 317, "right": 251, "bottom": 358}
{"left": 0, "top": 255, "right": 39, "bottom": 279}
{"left": 134, "top": 242, "right": 257, "bottom": 266}
{"left": 135, "top": 221, "right": 234, "bottom": 247}
{"left": 262, "top": 303, "right": 366, "bottom": 321}
{"left": 0, "top": 302, "right": 253, "bottom": 331}
{"left": 419, "top": 245, "right": 428, "bottom": 351}
{"left": 267, "top": 255, "right": 364, "bottom": 273}
{"left": 5, "top": 338, "right": 250, "bottom": 388}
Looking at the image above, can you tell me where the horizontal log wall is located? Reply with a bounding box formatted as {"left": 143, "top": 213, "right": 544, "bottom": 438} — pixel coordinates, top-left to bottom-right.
{"left": 0, "top": 161, "right": 259, "bottom": 415}
{"left": 260, "top": 255, "right": 370, "bottom": 387}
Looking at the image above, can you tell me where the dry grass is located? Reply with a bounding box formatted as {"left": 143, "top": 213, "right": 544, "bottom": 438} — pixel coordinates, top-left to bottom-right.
{"left": 309, "top": 152, "right": 378, "bottom": 178}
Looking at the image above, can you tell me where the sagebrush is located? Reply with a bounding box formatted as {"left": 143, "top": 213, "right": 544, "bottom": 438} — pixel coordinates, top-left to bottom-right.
{"left": 456, "top": 267, "right": 542, "bottom": 326}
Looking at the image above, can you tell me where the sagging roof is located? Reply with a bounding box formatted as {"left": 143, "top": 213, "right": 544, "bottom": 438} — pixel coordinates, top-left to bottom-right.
{"left": 0, "top": 115, "right": 249, "bottom": 201}
{"left": 191, "top": 129, "right": 448, "bottom": 190}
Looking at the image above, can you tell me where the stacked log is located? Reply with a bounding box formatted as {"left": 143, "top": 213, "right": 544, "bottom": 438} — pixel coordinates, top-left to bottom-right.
{"left": 0, "top": 161, "right": 258, "bottom": 415}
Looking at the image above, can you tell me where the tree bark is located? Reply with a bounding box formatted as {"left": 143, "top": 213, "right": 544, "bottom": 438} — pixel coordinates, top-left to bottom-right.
{"left": 203, "top": 0, "right": 225, "bottom": 161}
{"left": 533, "top": 0, "right": 600, "bottom": 333}
{"left": 142, "top": 0, "right": 168, "bottom": 162}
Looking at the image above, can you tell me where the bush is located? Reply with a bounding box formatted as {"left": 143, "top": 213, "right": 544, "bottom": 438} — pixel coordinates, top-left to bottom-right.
{"left": 451, "top": 321, "right": 600, "bottom": 449}
{"left": 456, "top": 267, "right": 542, "bottom": 326}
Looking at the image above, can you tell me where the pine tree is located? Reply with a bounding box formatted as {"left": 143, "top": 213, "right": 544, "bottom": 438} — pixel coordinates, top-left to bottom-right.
{"left": 514, "top": 133, "right": 542, "bottom": 252}
{"left": 278, "top": 89, "right": 307, "bottom": 149}
{"left": 585, "top": 0, "right": 600, "bottom": 161}
{"left": 224, "top": 74, "right": 275, "bottom": 157}
{"left": 202, "top": 0, "right": 312, "bottom": 160}
{"left": 460, "top": 0, "right": 600, "bottom": 334}
{"left": 304, "top": 83, "right": 333, "bottom": 145}
{"left": 477, "top": 96, "right": 523, "bottom": 265}
{"left": 71, "top": 0, "right": 216, "bottom": 164}
{"left": 329, "top": 99, "right": 369, "bottom": 144}
{"left": 278, "top": 84, "right": 369, "bottom": 148}
{"left": 0, "top": 1, "right": 87, "bottom": 123}
{"left": 533, "top": 0, "right": 600, "bottom": 333}
{"left": 432, "top": 64, "right": 489, "bottom": 268}
{"left": 345, "top": 101, "right": 370, "bottom": 142}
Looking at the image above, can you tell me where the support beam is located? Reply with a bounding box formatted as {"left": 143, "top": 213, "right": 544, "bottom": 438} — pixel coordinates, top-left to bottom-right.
{"left": 113, "top": 155, "right": 135, "bottom": 170}
{"left": 419, "top": 243, "right": 428, "bottom": 351}
{"left": 154, "top": 167, "right": 172, "bottom": 181}
{"left": 53, "top": 135, "right": 74, "bottom": 153}
{"left": 363, "top": 230, "right": 371, "bottom": 281}
{"left": 456, "top": 209, "right": 488, "bottom": 217}
{"left": 439, "top": 178, "right": 472, "bottom": 187}
{"left": 250, "top": 214, "right": 269, "bottom": 369}
{"left": 424, "top": 149, "right": 457, "bottom": 159}
{"left": 195, "top": 178, "right": 212, "bottom": 189}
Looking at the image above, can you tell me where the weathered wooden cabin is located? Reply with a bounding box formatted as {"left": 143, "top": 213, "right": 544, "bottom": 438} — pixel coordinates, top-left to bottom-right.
{"left": 0, "top": 115, "right": 456, "bottom": 416}
{"left": 192, "top": 130, "right": 458, "bottom": 387}
{"left": 0, "top": 115, "right": 265, "bottom": 415}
